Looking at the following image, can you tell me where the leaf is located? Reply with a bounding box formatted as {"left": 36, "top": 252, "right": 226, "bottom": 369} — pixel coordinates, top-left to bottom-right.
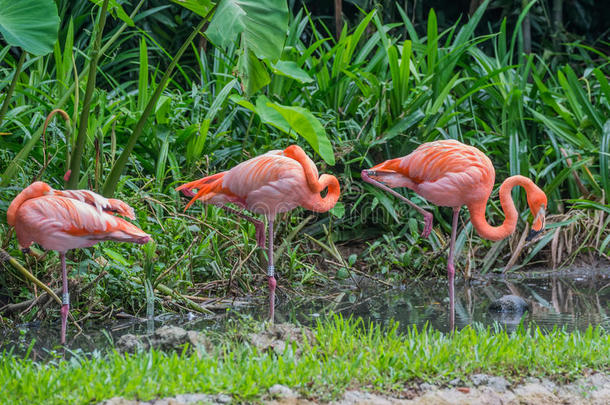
{"left": 237, "top": 47, "right": 270, "bottom": 95}
{"left": 205, "top": 0, "right": 288, "bottom": 61}
{"left": 170, "top": 0, "right": 215, "bottom": 18}
{"left": 267, "top": 101, "right": 335, "bottom": 165}
{"left": 90, "top": 0, "right": 134, "bottom": 26}
{"left": 330, "top": 202, "right": 345, "bottom": 218}
{"left": 0, "top": 0, "right": 59, "bottom": 55}
{"left": 269, "top": 60, "right": 313, "bottom": 83}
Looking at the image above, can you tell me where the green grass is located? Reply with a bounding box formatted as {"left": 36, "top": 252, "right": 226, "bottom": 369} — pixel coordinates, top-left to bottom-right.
{"left": 1, "top": 316, "right": 608, "bottom": 404}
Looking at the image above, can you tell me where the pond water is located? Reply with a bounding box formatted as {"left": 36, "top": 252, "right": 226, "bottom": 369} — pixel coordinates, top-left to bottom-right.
{"left": 1, "top": 266, "right": 609, "bottom": 360}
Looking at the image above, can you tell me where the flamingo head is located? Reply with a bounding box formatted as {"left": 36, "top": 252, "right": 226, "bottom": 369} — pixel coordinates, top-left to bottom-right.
{"left": 526, "top": 186, "right": 548, "bottom": 241}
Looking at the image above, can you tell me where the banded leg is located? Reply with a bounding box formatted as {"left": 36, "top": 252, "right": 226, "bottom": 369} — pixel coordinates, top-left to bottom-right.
{"left": 447, "top": 207, "right": 460, "bottom": 331}
{"left": 267, "top": 216, "right": 276, "bottom": 321}
{"left": 60, "top": 252, "right": 70, "bottom": 345}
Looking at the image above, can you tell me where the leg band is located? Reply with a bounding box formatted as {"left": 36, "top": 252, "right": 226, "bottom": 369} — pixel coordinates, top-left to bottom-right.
{"left": 267, "top": 265, "right": 275, "bottom": 277}
{"left": 62, "top": 292, "right": 70, "bottom": 305}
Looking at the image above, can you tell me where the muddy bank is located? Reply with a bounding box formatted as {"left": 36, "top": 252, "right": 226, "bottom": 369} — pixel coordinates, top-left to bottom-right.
{"left": 99, "top": 372, "right": 610, "bottom": 404}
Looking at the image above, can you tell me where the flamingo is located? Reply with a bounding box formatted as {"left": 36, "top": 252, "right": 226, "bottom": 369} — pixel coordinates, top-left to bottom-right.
{"left": 361, "top": 139, "right": 547, "bottom": 328}
{"left": 6, "top": 181, "right": 151, "bottom": 344}
{"left": 176, "top": 145, "right": 340, "bottom": 320}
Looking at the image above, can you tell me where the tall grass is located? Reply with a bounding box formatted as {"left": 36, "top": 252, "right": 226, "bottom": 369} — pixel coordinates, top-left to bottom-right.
{"left": 0, "top": 1, "right": 609, "bottom": 317}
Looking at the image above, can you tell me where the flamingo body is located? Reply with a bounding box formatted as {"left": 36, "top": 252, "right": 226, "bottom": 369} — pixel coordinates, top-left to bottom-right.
{"left": 7, "top": 181, "right": 150, "bottom": 344}
{"left": 363, "top": 139, "right": 548, "bottom": 329}
{"left": 177, "top": 145, "right": 340, "bottom": 320}
{"left": 371, "top": 140, "right": 495, "bottom": 208}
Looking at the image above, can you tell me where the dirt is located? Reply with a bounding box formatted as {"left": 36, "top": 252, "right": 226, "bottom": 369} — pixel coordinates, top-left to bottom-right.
{"left": 99, "top": 372, "right": 610, "bottom": 404}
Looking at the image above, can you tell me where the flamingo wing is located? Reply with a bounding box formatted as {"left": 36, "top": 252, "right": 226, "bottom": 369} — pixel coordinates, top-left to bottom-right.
{"left": 16, "top": 196, "right": 149, "bottom": 252}
{"left": 54, "top": 189, "right": 135, "bottom": 219}
{"left": 370, "top": 140, "right": 495, "bottom": 207}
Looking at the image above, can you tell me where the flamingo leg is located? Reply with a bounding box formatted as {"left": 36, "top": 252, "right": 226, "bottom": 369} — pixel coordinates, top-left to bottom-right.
{"left": 221, "top": 205, "right": 266, "bottom": 249}
{"left": 447, "top": 207, "right": 460, "bottom": 331}
{"left": 267, "top": 216, "right": 276, "bottom": 322}
{"left": 361, "top": 171, "right": 434, "bottom": 238}
{"left": 60, "top": 252, "right": 70, "bottom": 345}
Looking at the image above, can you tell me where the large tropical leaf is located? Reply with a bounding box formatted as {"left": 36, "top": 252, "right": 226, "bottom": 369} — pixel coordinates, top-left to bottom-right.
{"left": 206, "top": 0, "right": 288, "bottom": 95}
{"left": 230, "top": 95, "right": 335, "bottom": 164}
{"left": 205, "top": 0, "right": 288, "bottom": 60}
{"left": 267, "top": 101, "right": 335, "bottom": 165}
{"left": 0, "top": 0, "right": 59, "bottom": 55}
{"left": 170, "top": 0, "right": 215, "bottom": 18}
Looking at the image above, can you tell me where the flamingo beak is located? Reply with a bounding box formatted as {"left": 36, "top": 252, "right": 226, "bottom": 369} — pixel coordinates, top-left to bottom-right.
{"left": 526, "top": 205, "right": 546, "bottom": 241}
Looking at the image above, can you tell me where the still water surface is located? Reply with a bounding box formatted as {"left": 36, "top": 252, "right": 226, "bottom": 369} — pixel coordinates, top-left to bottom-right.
{"left": 1, "top": 266, "right": 608, "bottom": 359}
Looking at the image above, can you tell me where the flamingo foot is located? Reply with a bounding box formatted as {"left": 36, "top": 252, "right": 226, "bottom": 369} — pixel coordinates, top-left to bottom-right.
{"left": 268, "top": 276, "right": 276, "bottom": 322}
{"left": 421, "top": 212, "right": 433, "bottom": 239}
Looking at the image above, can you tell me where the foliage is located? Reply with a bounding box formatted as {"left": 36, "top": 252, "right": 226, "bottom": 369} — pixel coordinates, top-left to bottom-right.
{"left": 0, "top": 0, "right": 609, "bottom": 319}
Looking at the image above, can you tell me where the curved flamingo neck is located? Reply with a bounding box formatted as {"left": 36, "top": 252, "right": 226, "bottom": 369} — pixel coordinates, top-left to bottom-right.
{"left": 467, "top": 175, "right": 536, "bottom": 241}
{"left": 284, "top": 146, "right": 340, "bottom": 213}
{"left": 6, "top": 183, "right": 49, "bottom": 226}
{"left": 305, "top": 174, "right": 340, "bottom": 212}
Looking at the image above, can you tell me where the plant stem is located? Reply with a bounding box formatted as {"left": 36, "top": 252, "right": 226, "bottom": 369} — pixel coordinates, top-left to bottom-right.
{"left": 0, "top": 248, "right": 61, "bottom": 306}
{"left": 0, "top": 0, "right": 145, "bottom": 188}
{"left": 102, "top": 8, "right": 215, "bottom": 197}
{"left": 67, "top": 0, "right": 109, "bottom": 188}
{"left": 0, "top": 50, "right": 26, "bottom": 128}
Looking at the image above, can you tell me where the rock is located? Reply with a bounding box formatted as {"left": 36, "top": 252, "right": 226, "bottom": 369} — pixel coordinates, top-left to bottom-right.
{"left": 487, "top": 376, "right": 510, "bottom": 392}
{"left": 115, "top": 326, "right": 211, "bottom": 354}
{"left": 248, "top": 323, "right": 315, "bottom": 355}
{"left": 116, "top": 334, "right": 146, "bottom": 353}
{"left": 418, "top": 383, "right": 437, "bottom": 392}
{"left": 470, "top": 374, "right": 488, "bottom": 386}
{"left": 98, "top": 394, "right": 231, "bottom": 405}
{"left": 488, "top": 295, "right": 529, "bottom": 314}
{"left": 269, "top": 384, "right": 298, "bottom": 399}
{"left": 448, "top": 378, "right": 462, "bottom": 386}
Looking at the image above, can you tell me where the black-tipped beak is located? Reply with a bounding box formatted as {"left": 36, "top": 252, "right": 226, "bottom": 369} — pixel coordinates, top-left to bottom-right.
{"left": 526, "top": 229, "right": 542, "bottom": 242}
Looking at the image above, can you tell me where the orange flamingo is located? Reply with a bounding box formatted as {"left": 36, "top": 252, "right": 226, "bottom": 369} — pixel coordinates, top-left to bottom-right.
{"left": 362, "top": 140, "right": 547, "bottom": 328}
{"left": 177, "top": 145, "right": 340, "bottom": 320}
{"left": 7, "top": 181, "right": 151, "bottom": 344}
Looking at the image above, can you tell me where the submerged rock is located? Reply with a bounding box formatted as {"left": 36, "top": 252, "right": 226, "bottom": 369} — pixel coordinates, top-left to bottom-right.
{"left": 116, "top": 325, "right": 210, "bottom": 354}
{"left": 488, "top": 295, "right": 530, "bottom": 313}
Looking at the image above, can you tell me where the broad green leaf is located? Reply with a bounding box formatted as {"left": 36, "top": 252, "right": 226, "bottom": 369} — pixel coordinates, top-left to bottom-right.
{"left": 90, "top": 0, "right": 134, "bottom": 26}
{"left": 170, "top": 0, "right": 215, "bottom": 18}
{"left": 237, "top": 47, "right": 270, "bottom": 95}
{"left": 255, "top": 95, "right": 290, "bottom": 133}
{"left": 0, "top": 0, "right": 59, "bottom": 55}
{"left": 330, "top": 202, "right": 345, "bottom": 218}
{"left": 269, "top": 60, "right": 313, "bottom": 83}
{"left": 267, "top": 102, "right": 335, "bottom": 165}
{"left": 205, "top": 0, "right": 288, "bottom": 61}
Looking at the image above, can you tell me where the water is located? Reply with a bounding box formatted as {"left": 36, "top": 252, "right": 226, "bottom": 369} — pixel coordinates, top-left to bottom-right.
{"left": 1, "top": 266, "right": 609, "bottom": 359}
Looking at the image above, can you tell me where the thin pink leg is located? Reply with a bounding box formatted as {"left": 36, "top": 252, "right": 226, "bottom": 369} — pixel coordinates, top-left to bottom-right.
{"left": 60, "top": 252, "right": 70, "bottom": 345}
{"left": 447, "top": 207, "right": 460, "bottom": 331}
{"left": 266, "top": 217, "right": 277, "bottom": 322}
{"left": 361, "top": 170, "right": 433, "bottom": 238}
{"left": 221, "top": 205, "right": 266, "bottom": 249}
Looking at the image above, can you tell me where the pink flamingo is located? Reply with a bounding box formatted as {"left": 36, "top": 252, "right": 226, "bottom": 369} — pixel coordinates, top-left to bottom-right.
{"left": 177, "top": 145, "right": 340, "bottom": 320}
{"left": 362, "top": 140, "right": 547, "bottom": 328}
{"left": 7, "top": 181, "right": 151, "bottom": 344}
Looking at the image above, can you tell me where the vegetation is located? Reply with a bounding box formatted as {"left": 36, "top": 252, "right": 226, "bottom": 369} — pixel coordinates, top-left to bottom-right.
{"left": 0, "top": 0, "right": 609, "bottom": 323}
{"left": 1, "top": 316, "right": 609, "bottom": 404}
